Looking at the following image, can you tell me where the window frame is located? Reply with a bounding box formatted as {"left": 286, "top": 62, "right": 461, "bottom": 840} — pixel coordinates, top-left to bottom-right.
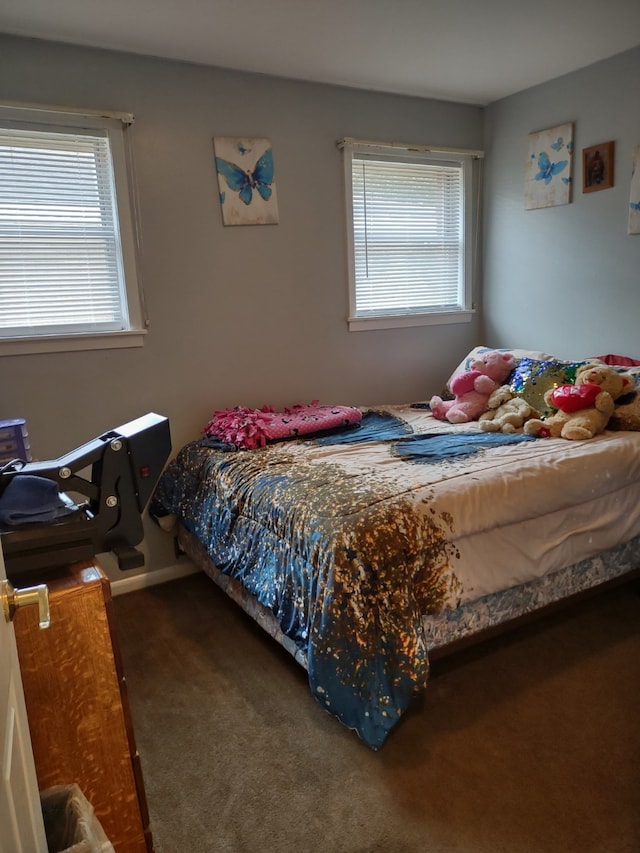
{"left": 0, "top": 103, "right": 146, "bottom": 356}
{"left": 341, "top": 139, "right": 481, "bottom": 332}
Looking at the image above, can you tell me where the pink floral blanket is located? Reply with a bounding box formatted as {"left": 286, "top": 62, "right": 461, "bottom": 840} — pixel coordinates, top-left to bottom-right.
{"left": 203, "top": 402, "right": 362, "bottom": 449}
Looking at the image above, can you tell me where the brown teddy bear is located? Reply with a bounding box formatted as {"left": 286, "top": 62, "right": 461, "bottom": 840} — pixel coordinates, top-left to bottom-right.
{"left": 523, "top": 363, "right": 634, "bottom": 440}
{"left": 479, "top": 385, "right": 539, "bottom": 434}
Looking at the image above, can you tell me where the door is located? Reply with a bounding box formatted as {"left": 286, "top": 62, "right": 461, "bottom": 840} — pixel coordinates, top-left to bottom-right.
{"left": 0, "top": 544, "right": 48, "bottom": 853}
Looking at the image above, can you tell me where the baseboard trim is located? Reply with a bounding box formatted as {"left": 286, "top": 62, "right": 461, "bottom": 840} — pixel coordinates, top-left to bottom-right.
{"left": 110, "top": 560, "right": 199, "bottom": 597}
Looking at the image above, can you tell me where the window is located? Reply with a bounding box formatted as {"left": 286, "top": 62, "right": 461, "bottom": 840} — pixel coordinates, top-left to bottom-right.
{"left": 341, "top": 139, "right": 482, "bottom": 331}
{"left": 0, "top": 104, "right": 145, "bottom": 354}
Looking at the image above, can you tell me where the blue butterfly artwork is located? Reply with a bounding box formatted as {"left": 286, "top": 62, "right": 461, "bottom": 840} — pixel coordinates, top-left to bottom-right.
{"left": 525, "top": 124, "right": 573, "bottom": 210}
{"left": 215, "top": 148, "right": 274, "bottom": 206}
{"left": 535, "top": 151, "right": 568, "bottom": 184}
{"left": 213, "top": 136, "right": 280, "bottom": 225}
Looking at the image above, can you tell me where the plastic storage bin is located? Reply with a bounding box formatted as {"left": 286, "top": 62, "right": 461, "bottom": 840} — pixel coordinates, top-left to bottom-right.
{"left": 40, "top": 784, "right": 115, "bottom": 853}
{"left": 0, "top": 418, "right": 31, "bottom": 464}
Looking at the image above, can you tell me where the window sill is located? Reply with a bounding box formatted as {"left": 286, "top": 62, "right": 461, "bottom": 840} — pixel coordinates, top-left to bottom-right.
{"left": 348, "top": 310, "right": 474, "bottom": 332}
{"left": 0, "top": 329, "right": 147, "bottom": 356}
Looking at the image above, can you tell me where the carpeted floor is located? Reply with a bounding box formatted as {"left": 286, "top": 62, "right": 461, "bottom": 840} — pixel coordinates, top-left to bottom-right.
{"left": 113, "top": 572, "right": 640, "bottom": 853}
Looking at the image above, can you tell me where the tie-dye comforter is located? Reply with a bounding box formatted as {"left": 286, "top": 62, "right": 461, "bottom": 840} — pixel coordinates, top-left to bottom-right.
{"left": 150, "top": 406, "right": 640, "bottom": 748}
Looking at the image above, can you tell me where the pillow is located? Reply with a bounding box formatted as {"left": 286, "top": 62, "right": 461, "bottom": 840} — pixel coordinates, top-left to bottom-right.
{"left": 508, "top": 358, "right": 587, "bottom": 418}
{"left": 591, "top": 363, "right": 640, "bottom": 382}
{"left": 591, "top": 353, "right": 640, "bottom": 367}
{"left": 446, "top": 346, "right": 557, "bottom": 389}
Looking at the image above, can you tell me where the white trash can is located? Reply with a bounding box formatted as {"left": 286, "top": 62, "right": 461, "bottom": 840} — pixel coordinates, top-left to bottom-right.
{"left": 40, "top": 784, "right": 115, "bottom": 853}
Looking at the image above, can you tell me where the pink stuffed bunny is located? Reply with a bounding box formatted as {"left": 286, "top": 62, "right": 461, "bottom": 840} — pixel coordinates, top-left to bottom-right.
{"left": 430, "top": 350, "right": 516, "bottom": 424}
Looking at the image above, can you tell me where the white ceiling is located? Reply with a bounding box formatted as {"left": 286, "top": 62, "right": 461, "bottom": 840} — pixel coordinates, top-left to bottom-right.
{"left": 2, "top": 0, "right": 640, "bottom": 105}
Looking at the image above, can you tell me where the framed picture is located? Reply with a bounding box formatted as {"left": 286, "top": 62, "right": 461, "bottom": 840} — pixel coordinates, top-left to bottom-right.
{"left": 524, "top": 122, "right": 573, "bottom": 210}
{"left": 213, "top": 137, "right": 280, "bottom": 225}
{"left": 582, "top": 141, "right": 614, "bottom": 193}
{"left": 629, "top": 145, "right": 640, "bottom": 235}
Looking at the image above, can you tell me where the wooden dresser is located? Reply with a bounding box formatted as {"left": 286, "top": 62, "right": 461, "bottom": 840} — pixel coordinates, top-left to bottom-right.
{"left": 13, "top": 561, "right": 153, "bottom": 853}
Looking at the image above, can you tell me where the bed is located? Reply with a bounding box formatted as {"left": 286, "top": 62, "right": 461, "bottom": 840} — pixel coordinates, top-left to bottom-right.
{"left": 149, "top": 349, "right": 640, "bottom": 749}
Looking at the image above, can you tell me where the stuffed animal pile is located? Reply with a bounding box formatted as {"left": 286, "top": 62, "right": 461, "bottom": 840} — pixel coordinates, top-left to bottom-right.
{"left": 523, "top": 363, "right": 634, "bottom": 440}
{"left": 430, "top": 350, "right": 516, "bottom": 424}
{"left": 430, "top": 350, "right": 634, "bottom": 440}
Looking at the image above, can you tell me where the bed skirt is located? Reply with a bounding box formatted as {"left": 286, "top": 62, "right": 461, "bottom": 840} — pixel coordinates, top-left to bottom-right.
{"left": 178, "top": 524, "right": 640, "bottom": 668}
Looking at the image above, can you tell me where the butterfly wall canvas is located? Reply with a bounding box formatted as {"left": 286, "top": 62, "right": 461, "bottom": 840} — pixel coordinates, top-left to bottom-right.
{"left": 213, "top": 137, "right": 279, "bottom": 225}
{"left": 524, "top": 123, "right": 574, "bottom": 210}
{"left": 628, "top": 145, "right": 640, "bottom": 235}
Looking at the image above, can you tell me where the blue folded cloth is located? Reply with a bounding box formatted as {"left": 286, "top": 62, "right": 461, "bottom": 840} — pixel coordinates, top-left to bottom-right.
{"left": 0, "top": 475, "right": 78, "bottom": 526}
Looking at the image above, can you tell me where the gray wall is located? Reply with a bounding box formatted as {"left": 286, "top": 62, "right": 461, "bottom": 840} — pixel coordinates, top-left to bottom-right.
{"left": 483, "top": 46, "right": 640, "bottom": 360}
{"left": 0, "top": 35, "right": 483, "bottom": 577}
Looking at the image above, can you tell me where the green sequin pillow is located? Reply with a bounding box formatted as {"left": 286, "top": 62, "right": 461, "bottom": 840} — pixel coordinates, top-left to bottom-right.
{"left": 508, "top": 358, "right": 587, "bottom": 418}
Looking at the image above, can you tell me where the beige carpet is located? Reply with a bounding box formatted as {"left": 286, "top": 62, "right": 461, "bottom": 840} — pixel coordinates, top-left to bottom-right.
{"left": 113, "top": 573, "right": 640, "bottom": 853}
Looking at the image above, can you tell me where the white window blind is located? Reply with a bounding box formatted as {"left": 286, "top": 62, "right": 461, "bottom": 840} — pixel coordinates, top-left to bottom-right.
{"left": 341, "top": 140, "right": 481, "bottom": 331}
{"left": 0, "top": 105, "right": 145, "bottom": 354}
{"left": 0, "top": 127, "right": 127, "bottom": 334}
